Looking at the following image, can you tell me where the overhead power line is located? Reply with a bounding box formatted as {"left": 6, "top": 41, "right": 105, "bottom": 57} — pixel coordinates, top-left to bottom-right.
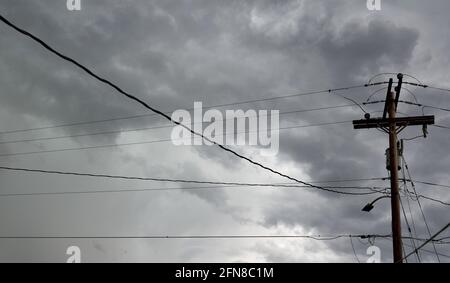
{"left": 0, "top": 120, "right": 353, "bottom": 158}
{"left": 434, "top": 125, "right": 450, "bottom": 131}
{"left": 0, "top": 184, "right": 386, "bottom": 197}
{"left": 0, "top": 104, "right": 355, "bottom": 145}
{"left": 382, "top": 239, "right": 450, "bottom": 259}
{"left": 2, "top": 184, "right": 446, "bottom": 207}
{"left": 401, "top": 221, "right": 450, "bottom": 262}
{"left": 418, "top": 195, "right": 450, "bottom": 206}
{"left": 387, "top": 178, "right": 450, "bottom": 190}
{"left": 1, "top": 166, "right": 447, "bottom": 207}
{"left": 0, "top": 13, "right": 376, "bottom": 192}
{"left": 0, "top": 91, "right": 362, "bottom": 136}
{"left": 0, "top": 234, "right": 446, "bottom": 244}
{"left": 402, "top": 155, "right": 441, "bottom": 262}
{"left": 403, "top": 81, "right": 450, "bottom": 94}
{"left": 0, "top": 234, "right": 380, "bottom": 240}
{"left": 0, "top": 166, "right": 381, "bottom": 196}
{"left": 364, "top": 100, "right": 450, "bottom": 113}
{"left": 368, "top": 73, "right": 422, "bottom": 85}
{"left": 422, "top": 105, "right": 450, "bottom": 113}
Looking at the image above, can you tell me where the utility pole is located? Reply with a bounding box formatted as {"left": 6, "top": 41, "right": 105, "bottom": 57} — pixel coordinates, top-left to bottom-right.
{"left": 387, "top": 84, "right": 402, "bottom": 262}
{"left": 353, "top": 74, "right": 435, "bottom": 263}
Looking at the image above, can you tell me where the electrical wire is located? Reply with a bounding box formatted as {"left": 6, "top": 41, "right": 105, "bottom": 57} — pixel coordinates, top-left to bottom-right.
{"left": 434, "top": 125, "right": 450, "bottom": 130}
{"left": 0, "top": 120, "right": 354, "bottom": 158}
{"left": 422, "top": 105, "right": 450, "bottom": 113}
{"left": 381, "top": 239, "right": 450, "bottom": 259}
{"left": 402, "top": 135, "right": 424, "bottom": 142}
{"left": 368, "top": 73, "right": 422, "bottom": 85}
{"left": 366, "top": 86, "right": 418, "bottom": 104}
{"left": 0, "top": 104, "right": 355, "bottom": 146}
{"left": 401, "top": 164, "right": 422, "bottom": 262}
{"left": 0, "top": 94, "right": 359, "bottom": 136}
{"left": 363, "top": 100, "right": 444, "bottom": 110}
{"left": 403, "top": 81, "right": 450, "bottom": 93}
{"left": 0, "top": 234, "right": 382, "bottom": 240}
{"left": 1, "top": 164, "right": 446, "bottom": 205}
{"left": 405, "top": 189, "right": 419, "bottom": 236}
{"left": 0, "top": 13, "right": 375, "bottom": 192}
{"left": 402, "top": 155, "right": 441, "bottom": 262}
{"left": 0, "top": 234, "right": 445, "bottom": 243}
{"left": 0, "top": 166, "right": 383, "bottom": 196}
{"left": 405, "top": 194, "right": 422, "bottom": 261}
{"left": 402, "top": 179, "right": 450, "bottom": 190}
{"left": 400, "top": 222, "right": 450, "bottom": 262}
{"left": 349, "top": 236, "right": 361, "bottom": 263}
{"left": 307, "top": 177, "right": 386, "bottom": 184}
{"left": 1, "top": 166, "right": 446, "bottom": 207}
{"left": 399, "top": 181, "right": 421, "bottom": 262}
{"left": 0, "top": 184, "right": 386, "bottom": 198}
{"left": 418, "top": 195, "right": 450, "bottom": 206}
{"left": 332, "top": 93, "right": 368, "bottom": 114}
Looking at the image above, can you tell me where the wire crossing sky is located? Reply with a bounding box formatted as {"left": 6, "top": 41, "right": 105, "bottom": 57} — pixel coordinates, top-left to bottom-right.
{"left": 0, "top": 13, "right": 342, "bottom": 191}
{"left": 1, "top": 0, "right": 450, "bottom": 263}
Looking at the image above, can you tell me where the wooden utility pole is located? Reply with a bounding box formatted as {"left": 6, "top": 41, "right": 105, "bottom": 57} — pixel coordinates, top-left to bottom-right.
{"left": 387, "top": 88, "right": 402, "bottom": 262}
{"left": 353, "top": 74, "right": 435, "bottom": 263}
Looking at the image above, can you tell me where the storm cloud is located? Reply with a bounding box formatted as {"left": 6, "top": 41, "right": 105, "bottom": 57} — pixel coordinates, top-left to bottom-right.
{"left": 0, "top": 0, "right": 448, "bottom": 262}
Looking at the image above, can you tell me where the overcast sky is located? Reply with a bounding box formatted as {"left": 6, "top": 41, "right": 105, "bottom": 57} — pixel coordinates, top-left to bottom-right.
{"left": 0, "top": 0, "right": 449, "bottom": 263}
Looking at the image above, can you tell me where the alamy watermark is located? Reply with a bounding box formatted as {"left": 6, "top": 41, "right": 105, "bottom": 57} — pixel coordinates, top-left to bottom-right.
{"left": 171, "top": 102, "right": 280, "bottom": 156}
{"left": 367, "top": 0, "right": 382, "bottom": 11}
{"left": 67, "top": 0, "right": 81, "bottom": 11}
{"left": 66, "top": 246, "right": 81, "bottom": 263}
{"left": 366, "top": 246, "right": 381, "bottom": 263}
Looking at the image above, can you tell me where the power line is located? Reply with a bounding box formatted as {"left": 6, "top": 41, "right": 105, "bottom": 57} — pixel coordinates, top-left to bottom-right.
{"left": 0, "top": 184, "right": 386, "bottom": 198}
{"left": 434, "top": 125, "right": 450, "bottom": 130}
{"left": 382, "top": 239, "right": 450, "bottom": 259}
{"left": 399, "top": 236, "right": 450, "bottom": 244}
{"left": 400, "top": 181, "right": 421, "bottom": 261}
{"left": 333, "top": 93, "right": 367, "bottom": 114}
{"left": 401, "top": 221, "right": 450, "bottom": 262}
{"left": 410, "top": 180, "right": 450, "bottom": 189}
{"left": 417, "top": 194, "right": 450, "bottom": 206}
{"left": 349, "top": 236, "right": 361, "bottom": 263}
{"left": 364, "top": 100, "right": 450, "bottom": 113}
{"left": 0, "top": 105, "right": 355, "bottom": 145}
{"left": 0, "top": 234, "right": 445, "bottom": 244}
{"left": 0, "top": 93, "right": 362, "bottom": 136}
{"left": 309, "top": 177, "right": 386, "bottom": 184}
{"left": 427, "top": 86, "right": 450, "bottom": 93}
{"left": 404, "top": 186, "right": 421, "bottom": 260}
{"left": 399, "top": 171, "right": 421, "bottom": 262}
{"left": 403, "top": 81, "right": 450, "bottom": 99}
{"left": 0, "top": 234, "right": 378, "bottom": 240}
{"left": 0, "top": 120, "right": 353, "bottom": 158}
{"left": 0, "top": 166, "right": 381, "bottom": 196}
{"left": 402, "top": 191, "right": 450, "bottom": 207}
{"left": 422, "top": 105, "right": 450, "bottom": 113}
{"left": 402, "top": 155, "right": 441, "bottom": 262}
{"left": 0, "top": 13, "right": 365, "bottom": 192}
{"left": 402, "top": 135, "right": 424, "bottom": 142}
{"left": 0, "top": 186, "right": 385, "bottom": 197}
{"left": 0, "top": 165, "right": 386, "bottom": 185}
{"left": 403, "top": 81, "right": 450, "bottom": 92}
{"left": 1, "top": 166, "right": 447, "bottom": 207}
{"left": 368, "top": 74, "right": 422, "bottom": 85}
{"left": 394, "top": 178, "right": 450, "bottom": 190}
{"left": 366, "top": 86, "right": 418, "bottom": 104}
{"left": 2, "top": 184, "right": 447, "bottom": 207}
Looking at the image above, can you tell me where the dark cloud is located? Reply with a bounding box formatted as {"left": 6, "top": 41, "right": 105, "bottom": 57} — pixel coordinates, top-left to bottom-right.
{"left": 318, "top": 19, "right": 420, "bottom": 82}
{"left": 0, "top": 0, "right": 448, "bottom": 262}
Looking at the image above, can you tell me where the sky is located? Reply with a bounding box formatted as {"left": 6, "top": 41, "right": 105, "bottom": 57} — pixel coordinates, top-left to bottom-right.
{"left": 0, "top": 0, "right": 449, "bottom": 263}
